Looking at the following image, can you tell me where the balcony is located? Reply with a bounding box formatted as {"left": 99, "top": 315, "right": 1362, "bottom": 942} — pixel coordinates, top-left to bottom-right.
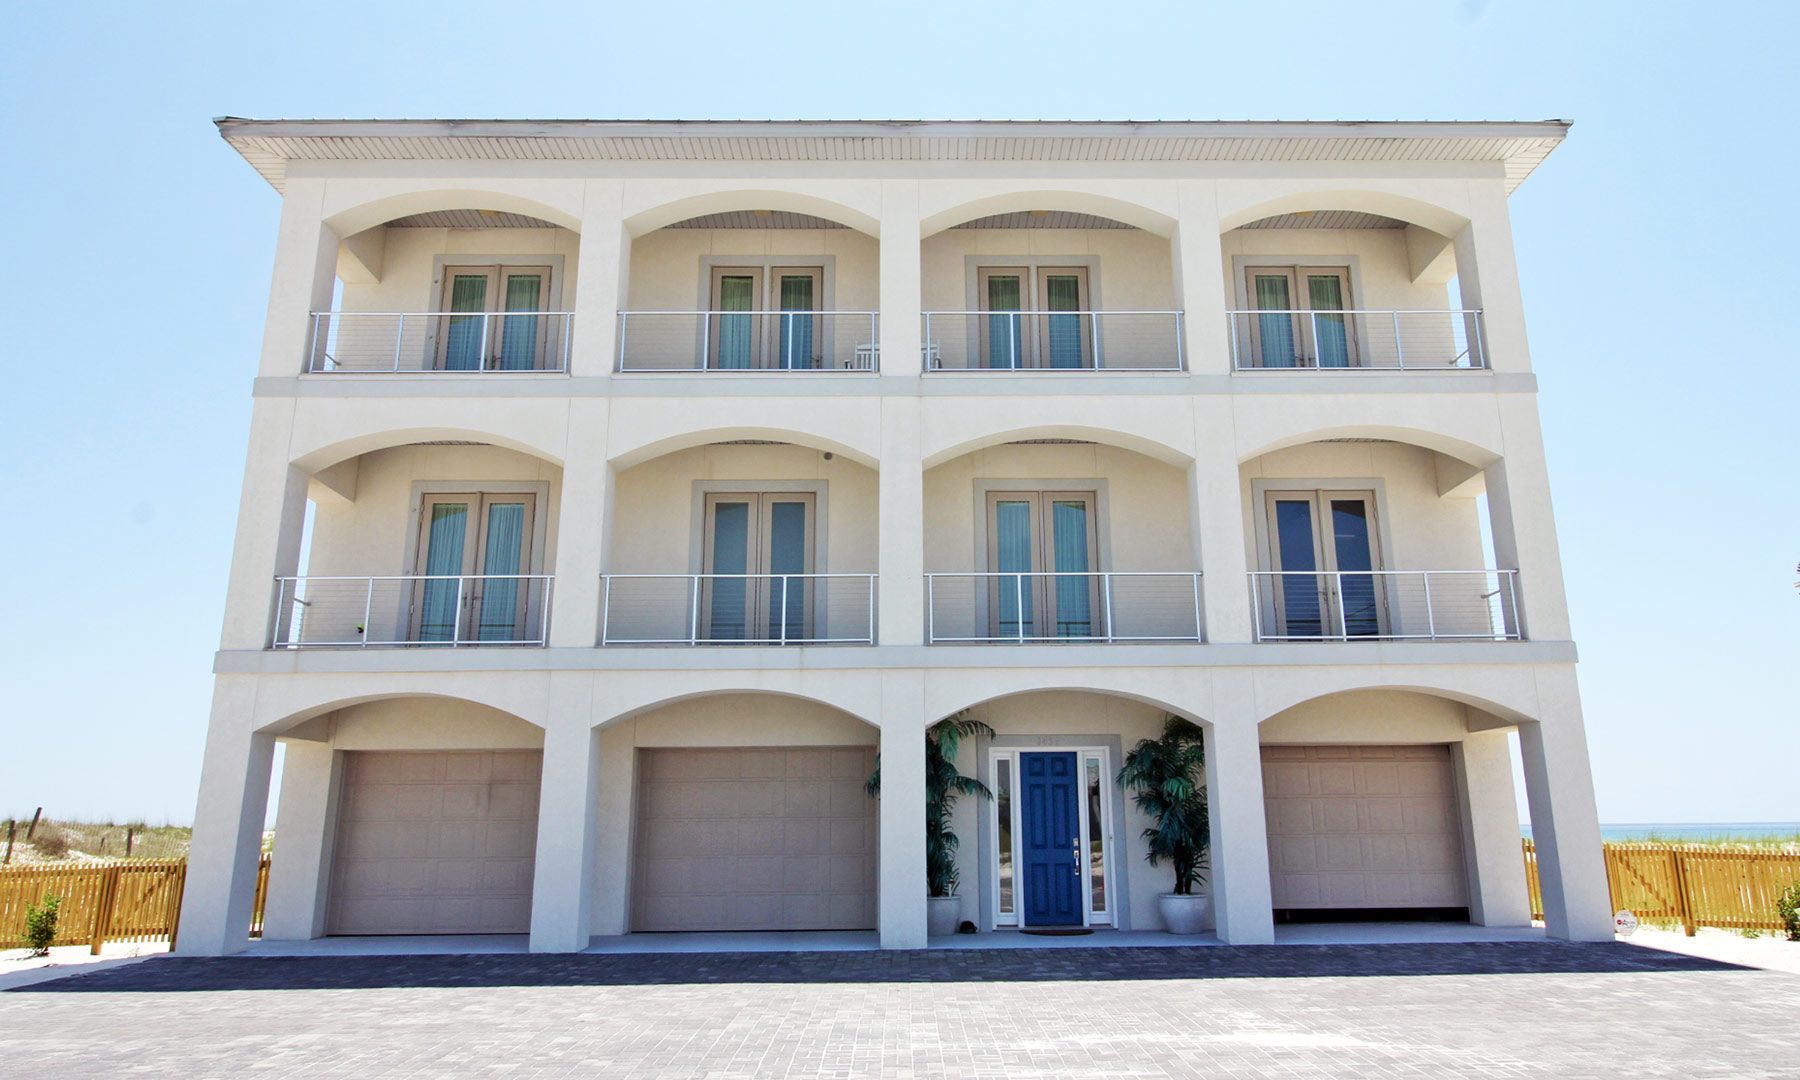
{"left": 272, "top": 575, "right": 553, "bottom": 647}
{"left": 1247, "top": 570, "right": 1519, "bottom": 642}
{"left": 1228, "top": 309, "right": 1485, "bottom": 370}
{"left": 925, "top": 572, "right": 1203, "bottom": 644}
{"left": 921, "top": 311, "right": 1184, "bottom": 371}
{"left": 616, "top": 311, "right": 880, "bottom": 372}
{"left": 307, "top": 312, "right": 573, "bottom": 373}
{"left": 600, "top": 573, "right": 877, "bottom": 645}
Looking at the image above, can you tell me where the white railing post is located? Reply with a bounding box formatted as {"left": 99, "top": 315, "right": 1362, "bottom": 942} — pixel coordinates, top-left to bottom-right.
{"left": 1102, "top": 573, "right": 1115, "bottom": 644}
{"left": 780, "top": 574, "right": 790, "bottom": 645}
{"left": 1174, "top": 311, "right": 1186, "bottom": 372}
{"left": 1090, "top": 312, "right": 1102, "bottom": 370}
{"left": 392, "top": 313, "right": 405, "bottom": 372}
{"left": 1392, "top": 311, "right": 1405, "bottom": 370}
{"left": 868, "top": 574, "right": 877, "bottom": 645}
{"left": 1249, "top": 574, "right": 1263, "bottom": 642}
{"left": 1228, "top": 312, "right": 1241, "bottom": 369}
{"left": 1421, "top": 572, "right": 1437, "bottom": 641}
{"left": 599, "top": 575, "right": 611, "bottom": 645}
{"left": 1471, "top": 310, "right": 1487, "bottom": 369}
{"left": 925, "top": 574, "right": 935, "bottom": 644}
{"left": 1192, "top": 573, "right": 1204, "bottom": 642}
{"left": 688, "top": 576, "right": 700, "bottom": 646}
{"left": 450, "top": 577, "right": 465, "bottom": 646}
{"left": 699, "top": 312, "right": 710, "bottom": 371}
{"left": 1015, "top": 572, "right": 1026, "bottom": 642}
{"left": 1308, "top": 311, "right": 1319, "bottom": 367}
{"left": 360, "top": 578, "right": 374, "bottom": 648}
{"left": 539, "top": 576, "right": 553, "bottom": 646}
{"left": 869, "top": 312, "right": 879, "bottom": 371}
{"left": 1334, "top": 572, "right": 1349, "bottom": 641}
{"left": 615, "top": 313, "right": 627, "bottom": 372}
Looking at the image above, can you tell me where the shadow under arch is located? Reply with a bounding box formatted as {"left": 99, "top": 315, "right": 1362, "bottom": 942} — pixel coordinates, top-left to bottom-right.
{"left": 1236, "top": 423, "right": 1500, "bottom": 471}
{"left": 291, "top": 426, "right": 567, "bottom": 475}
{"left": 921, "top": 189, "right": 1178, "bottom": 239}
{"left": 926, "top": 681, "right": 1210, "bottom": 731}
{"left": 593, "top": 686, "right": 880, "bottom": 732}
{"left": 1220, "top": 189, "right": 1469, "bottom": 238}
{"left": 610, "top": 424, "right": 879, "bottom": 471}
{"left": 325, "top": 187, "right": 584, "bottom": 237}
{"left": 252, "top": 689, "right": 547, "bottom": 737}
{"left": 1256, "top": 679, "right": 1537, "bottom": 729}
{"left": 923, "top": 423, "right": 1194, "bottom": 471}
{"left": 625, "top": 189, "right": 881, "bottom": 238}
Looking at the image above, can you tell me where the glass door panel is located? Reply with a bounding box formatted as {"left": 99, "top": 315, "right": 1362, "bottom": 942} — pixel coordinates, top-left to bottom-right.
{"left": 1264, "top": 490, "right": 1383, "bottom": 638}
{"left": 1048, "top": 497, "right": 1096, "bottom": 637}
{"left": 496, "top": 270, "right": 547, "bottom": 371}
{"left": 1303, "top": 269, "right": 1355, "bottom": 368}
{"left": 773, "top": 269, "right": 821, "bottom": 370}
{"left": 702, "top": 493, "right": 815, "bottom": 642}
{"left": 991, "top": 498, "right": 1036, "bottom": 637}
{"left": 1246, "top": 268, "right": 1300, "bottom": 368}
{"left": 763, "top": 498, "right": 811, "bottom": 641}
{"left": 1328, "top": 497, "right": 1381, "bottom": 637}
{"left": 703, "top": 498, "right": 753, "bottom": 639}
{"left": 415, "top": 500, "right": 473, "bottom": 640}
{"left": 473, "top": 498, "right": 533, "bottom": 641}
{"left": 1269, "top": 497, "right": 1325, "bottom": 637}
{"left": 979, "top": 269, "right": 1026, "bottom": 369}
{"left": 1083, "top": 756, "right": 1107, "bottom": 916}
{"left": 1038, "top": 269, "right": 1089, "bottom": 369}
{"left": 995, "top": 757, "right": 1016, "bottom": 920}
{"left": 710, "top": 269, "right": 762, "bottom": 369}
{"left": 440, "top": 270, "right": 494, "bottom": 371}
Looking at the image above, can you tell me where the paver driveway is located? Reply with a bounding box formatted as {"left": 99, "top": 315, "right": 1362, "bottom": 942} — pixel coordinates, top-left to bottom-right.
{"left": 3, "top": 942, "right": 1797, "bottom": 1078}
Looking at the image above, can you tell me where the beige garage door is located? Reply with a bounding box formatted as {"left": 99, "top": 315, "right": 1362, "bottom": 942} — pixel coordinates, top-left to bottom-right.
{"left": 1262, "top": 745, "right": 1468, "bottom": 911}
{"left": 634, "top": 747, "right": 877, "bottom": 931}
{"left": 327, "top": 750, "right": 541, "bottom": 935}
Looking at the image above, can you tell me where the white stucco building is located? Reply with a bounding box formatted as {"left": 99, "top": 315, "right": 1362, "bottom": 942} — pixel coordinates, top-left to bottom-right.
{"left": 177, "top": 118, "right": 1612, "bottom": 955}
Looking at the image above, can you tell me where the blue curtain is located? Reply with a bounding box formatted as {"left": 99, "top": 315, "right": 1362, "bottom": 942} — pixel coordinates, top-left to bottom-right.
{"left": 497, "top": 274, "right": 543, "bottom": 371}
{"left": 708, "top": 502, "right": 749, "bottom": 639}
{"left": 1050, "top": 500, "right": 1092, "bottom": 636}
{"left": 985, "top": 276, "right": 1023, "bottom": 369}
{"left": 1330, "top": 500, "right": 1379, "bottom": 637}
{"left": 995, "top": 500, "right": 1034, "bottom": 638}
{"left": 418, "top": 503, "right": 469, "bottom": 641}
{"left": 444, "top": 275, "right": 487, "bottom": 371}
{"left": 477, "top": 503, "right": 526, "bottom": 641}
{"left": 778, "top": 276, "right": 815, "bottom": 370}
{"left": 1308, "top": 275, "right": 1350, "bottom": 368}
{"left": 766, "top": 501, "right": 807, "bottom": 640}
{"left": 1044, "top": 275, "right": 1084, "bottom": 369}
{"left": 716, "top": 276, "right": 754, "bottom": 369}
{"left": 1273, "top": 500, "right": 1323, "bottom": 637}
{"left": 1253, "top": 275, "right": 1296, "bottom": 368}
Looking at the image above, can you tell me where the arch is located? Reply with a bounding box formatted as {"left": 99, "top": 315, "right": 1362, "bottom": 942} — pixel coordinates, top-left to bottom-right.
{"left": 624, "top": 189, "right": 882, "bottom": 238}
{"left": 921, "top": 189, "right": 1178, "bottom": 239}
{"left": 593, "top": 686, "right": 880, "bottom": 732}
{"left": 1235, "top": 423, "right": 1502, "bottom": 470}
{"left": 923, "top": 422, "right": 1195, "bottom": 470}
{"left": 1218, "top": 188, "right": 1469, "bottom": 238}
{"left": 1255, "top": 676, "right": 1539, "bottom": 729}
{"left": 609, "top": 424, "right": 880, "bottom": 471}
{"left": 291, "top": 425, "right": 567, "bottom": 474}
{"left": 925, "top": 676, "right": 1210, "bottom": 730}
{"left": 324, "top": 187, "right": 584, "bottom": 237}
{"left": 252, "top": 689, "right": 546, "bottom": 736}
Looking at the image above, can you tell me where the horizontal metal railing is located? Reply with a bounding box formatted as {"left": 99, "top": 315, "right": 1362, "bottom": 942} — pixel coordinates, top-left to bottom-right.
{"left": 1247, "top": 569, "right": 1519, "bottom": 641}
{"left": 921, "top": 311, "right": 1185, "bottom": 371}
{"left": 307, "top": 311, "right": 572, "bottom": 372}
{"left": 272, "top": 575, "right": 553, "bottom": 647}
{"left": 616, "top": 311, "right": 880, "bottom": 371}
{"left": 601, "top": 573, "right": 877, "bottom": 645}
{"left": 1228, "top": 309, "right": 1485, "bottom": 370}
{"left": 925, "top": 572, "right": 1203, "bottom": 644}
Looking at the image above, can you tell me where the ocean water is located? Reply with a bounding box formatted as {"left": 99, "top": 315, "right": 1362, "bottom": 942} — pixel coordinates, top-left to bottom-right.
{"left": 1519, "top": 822, "right": 1800, "bottom": 842}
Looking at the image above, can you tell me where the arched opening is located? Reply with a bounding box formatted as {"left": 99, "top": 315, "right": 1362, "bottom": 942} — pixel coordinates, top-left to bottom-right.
{"left": 923, "top": 434, "right": 1200, "bottom": 644}
{"left": 1238, "top": 432, "right": 1520, "bottom": 643}
{"left": 602, "top": 434, "right": 880, "bottom": 647}
{"left": 593, "top": 690, "right": 881, "bottom": 938}
{"left": 316, "top": 193, "right": 581, "bottom": 374}
{"left": 620, "top": 197, "right": 881, "bottom": 372}
{"left": 1257, "top": 687, "right": 1535, "bottom": 932}
{"left": 1221, "top": 195, "right": 1484, "bottom": 371}
{"left": 921, "top": 198, "right": 1182, "bottom": 372}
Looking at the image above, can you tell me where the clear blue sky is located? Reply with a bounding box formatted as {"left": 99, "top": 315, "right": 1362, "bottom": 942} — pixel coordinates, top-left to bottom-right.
{"left": 1, "top": 1, "right": 1793, "bottom": 826}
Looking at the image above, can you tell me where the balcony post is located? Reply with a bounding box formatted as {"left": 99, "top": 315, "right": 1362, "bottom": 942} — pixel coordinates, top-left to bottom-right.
{"left": 261, "top": 739, "right": 342, "bottom": 941}
{"left": 1172, "top": 181, "right": 1229, "bottom": 375}
{"left": 1204, "top": 673, "right": 1274, "bottom": 944}
{"left": 549, "top": 399, "right": 612, "bottom": 647}
{"left": 1452, "top": 181, "right": 1533, "bottom": 374}
{"left": 259, "top": 177, "right": 341, "bottom": 378}
{"left": 877, "top": 671, "right": 928, "bottom": 947}
{"left": 572, "top": 179, "right": 628, "bottom": 378}
{"left": 1454, "top": 731, "right": 1532, "bottom": 927}
{"left": 1189, "top": 397, "right": 1253, "bottom": 642}
{"left": 175, "top": 678, "right": 275, "bottom": 955}
{"left": 1517, "top": 667, "right": 1612, "bottom": 941}
{"left": 878, "top": 397, "right": 925, "bottom": 645}
{"left": 878, "top": 180, "right": 922, "bottom": 377}
{"left": 1482, "top": 397, "right": 1572, "bottom": 641}
{"left": 219, "top": 399, "right": 310, "bottom": 651}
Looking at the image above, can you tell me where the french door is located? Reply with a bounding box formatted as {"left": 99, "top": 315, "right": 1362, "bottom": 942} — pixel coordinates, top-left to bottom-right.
{"left": 977, "top": 266, "right": 1091, "bottom": 368}
{"left": 1262, "top": 490, "right": 1384, "bottom": 638}
{"left": 701, "top": 492, "right": 816, "bottom": 642}
{"left": 1245, "top": 266, "right": 1357, "bottom": 368}
{"left": 986, "top": 491, "right": 1100, "bottom": 640}
{"left": 437, "top": 265, "right": 551, "bottom": 370}
{"left": 708, "top": 266, "right": 824, "bottom": 369}
{"left": 412, "top": 493, "right": 538, "bottom": 642}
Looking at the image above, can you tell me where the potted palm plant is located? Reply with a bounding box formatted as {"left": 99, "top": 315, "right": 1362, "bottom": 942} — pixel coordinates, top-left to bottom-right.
{"left": 867, "top": 712, "right": 994, "bottom": 937}
{"left": 1117, "top": 715, "right": 1212, "bottom": 934}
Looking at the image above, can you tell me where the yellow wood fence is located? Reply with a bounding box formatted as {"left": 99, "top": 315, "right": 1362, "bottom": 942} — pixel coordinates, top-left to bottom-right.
{"left": 0, "top": 855, "right": 271, "bottom": 953}
{"left": 1523, "top": 840, "right": 1800, "bottom": 935}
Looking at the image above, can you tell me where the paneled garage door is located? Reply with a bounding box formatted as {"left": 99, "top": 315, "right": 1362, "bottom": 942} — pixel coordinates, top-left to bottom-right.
{"left": 327, "top": 750, "right": 541, "bottom": 935}
{"left": 633, "top": 747, "right": 877, "bottom": 931}
{"left": 1262, "top": 745, "right": 1468, "bottom": 911}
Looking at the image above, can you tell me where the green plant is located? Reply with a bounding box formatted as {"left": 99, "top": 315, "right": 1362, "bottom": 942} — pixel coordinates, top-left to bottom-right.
{"left": 1117, "top": 715, "right": 1210, "bottom": 895}
{"left": 23, "top": 895, "right": 61, "bottom": 956}
{"left": 867, "top": 712, "right": 994, "bottom": 897}
{"left": 1778, "top": 879, "right": 1800, "bottom": 943}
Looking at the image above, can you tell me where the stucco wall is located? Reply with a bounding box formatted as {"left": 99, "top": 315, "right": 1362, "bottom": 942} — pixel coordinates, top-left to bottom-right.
{"left": 338, "top": 226, "right": 581, "bottom": 313}
{"left": 625, "top": 228, "right": 880, "bottom": 311}
{"left": 920, "top": 228, "right": 1176, "bottom": 311}
{"left": 1219, "top": 227, "right": 1450, "bottom": 311}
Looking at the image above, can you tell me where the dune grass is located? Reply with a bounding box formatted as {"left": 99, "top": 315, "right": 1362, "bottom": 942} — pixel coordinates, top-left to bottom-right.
{"left": 2, "top": 816, "right": 192, "bottom": 864}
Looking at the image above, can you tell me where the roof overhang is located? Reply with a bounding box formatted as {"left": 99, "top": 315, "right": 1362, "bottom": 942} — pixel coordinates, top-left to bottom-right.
{"left": 216, "top": 117, "right": 1570, "bottom": 195}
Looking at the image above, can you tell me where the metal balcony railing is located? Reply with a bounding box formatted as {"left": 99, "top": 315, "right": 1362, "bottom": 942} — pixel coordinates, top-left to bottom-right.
{"left": 1228, "top": 309, "right": 1486, "bottom": 370}
{"left": 921, "top": 311, "right": 1185, "bottom": 371}
{"left": 616, "top": 311, "right": 880, "bottom": 371}
{"left": 272, "top": 575, "right": 553, "bottom": 647}
{"left": 1247, "top": 569, "right": 1519, "bottom": 642}
{"left": 925, "top": 572, "right": 1203, "bottom": 644}
{"left": 600, "top": 573, "right": 877, "bottom": 645}
{"left": 306, "top": 312, "right": 572, "bottom": 372}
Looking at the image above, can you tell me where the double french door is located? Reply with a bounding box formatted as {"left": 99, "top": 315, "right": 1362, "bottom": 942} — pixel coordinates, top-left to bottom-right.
{"left": 438, "top": 265, "right": 552, "bottom": 370}
{"left": 977, "top": 266, "right": 1091, "bottom": 368}
{"left": 708, "top": 266, "right": 824, "bottom": 369}
{"left": 1245, "top": 266, "right": 1357, "bottom": 368}
{"left": 1262, "top": 490, "right": 1385, "bottom": 638}
{"left": 701, "top": 492, "right": 815, "bottom": 642}
{"left": 986, "top": 491, "right": 1100, "bottom": 640}
{"left": 412, "top": 493, "right": 538, "bottom": 642}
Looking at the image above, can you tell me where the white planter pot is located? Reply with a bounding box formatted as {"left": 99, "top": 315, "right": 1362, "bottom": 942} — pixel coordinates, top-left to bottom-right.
{"left": 1158, "top": 892, "right": 1212, "bottom": 935}
{"left": 927, "top": 895, "right": 963, "bottom": 937}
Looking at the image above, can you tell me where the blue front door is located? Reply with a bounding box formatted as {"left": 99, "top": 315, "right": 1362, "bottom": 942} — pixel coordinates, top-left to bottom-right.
{"left": 1020, "top": 752, "right": 1083, "bottom": 926}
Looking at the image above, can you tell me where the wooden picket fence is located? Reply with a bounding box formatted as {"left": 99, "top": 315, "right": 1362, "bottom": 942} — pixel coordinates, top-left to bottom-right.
{"left": 1523, "top": 840, "right": 1800, "bottom": 935}
{"left": 0, "top": 855, "right": 271, "bottom": 952}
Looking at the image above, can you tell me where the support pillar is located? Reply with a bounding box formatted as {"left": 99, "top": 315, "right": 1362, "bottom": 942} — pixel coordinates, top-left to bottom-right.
{"left": 1518, "top": 670, "right": 1612, "bottom": 941}
{"left": 877, "top": 671, "right": 927, "bottom": 948}
{"left": 176, "top": 679, "right": 275, "bottom": 955}
{"left": 1205, "top": 674, "right": 1274, "bottom": 943}
{"left": 529, "top": 677, "right": 601, "bottom": 953}
{"left": 573, "top": 179, "right": 628, "bottom": 377}
{"left": 877, "top": 180, "right": 923, "bottom": 377}
{"left": 548, "top": 399, "right": 612, "bottom": 647}
{"left": 261, "top": 740, "right": 342, "bottom": 941}
{"left": 1173, "top": 180, "right": 1230, "bottom": 374}
{"left": 1189, "top": 398, "right": 1252, "bottom": 643}
{"left": 877, "top": 398, "right": 925, "bottom": 645}
{"left": 1484, "top": 397, "right": 1573, "bottom": 641}
{"left": 1455, "top": 730, "right": 1531, "bottom": 927}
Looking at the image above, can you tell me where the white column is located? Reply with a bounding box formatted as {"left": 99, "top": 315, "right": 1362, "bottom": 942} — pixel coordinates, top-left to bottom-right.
{"left": 218, "top": 401, "right": 310, "bottom": 650}
{"left": 1452, "top": 181, "right": 1532, "bottom": 375}
{"left": 258, "top": 177, "right": 341, "bottom": 379}
{"left": 877, "top": 671, "right": 927, "bottom": 948}
{"left": 878, "top": 397, "right": 925, "bottom": 645}
{"left": 1204, "top": 674, "right": 1274, "bottom": 943}
{"left": 1455, "top": 730, "right": 1531, "bottom": 927}
{"left": 1484, "top": 396, "right": 1573, "bottom": 641}
{"left": 878, "top": 180, "right": 922, "bottom": 377}
{"left": 548, "top": 399, "right": 612, "bottom": 647}
{"left": 1518, "top": 669, "right": 1612, "bottom": 941}
{"left": 176, "top": 679, "right": 275, "bottom": 956}
{"left": 529, "top": 676, "right": 601, "bottom": 953}
{"left": 261, "top": 740, "right": 342, "bottom": 940}
{"left": 1173, "top": 180, "right": 1229, "bottom": 374}
{"left": 1190, "top": 397, "right": 1252, "bottom": 643}
{"left": 573, "top": 179, "right": 628, "bottom": 377}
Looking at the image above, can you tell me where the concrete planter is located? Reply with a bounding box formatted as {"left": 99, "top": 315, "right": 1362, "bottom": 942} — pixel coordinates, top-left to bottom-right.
{"left": 1158, "top": 892, "right": 1212, "bottom": 935}
{"left": 927, "top": 895, "right": 963, "bottom": 937}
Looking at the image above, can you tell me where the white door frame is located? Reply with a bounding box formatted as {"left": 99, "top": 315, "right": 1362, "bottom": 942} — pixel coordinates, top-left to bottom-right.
{"left": 987, "top": 745, "right": 1117, "bottom": 929}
